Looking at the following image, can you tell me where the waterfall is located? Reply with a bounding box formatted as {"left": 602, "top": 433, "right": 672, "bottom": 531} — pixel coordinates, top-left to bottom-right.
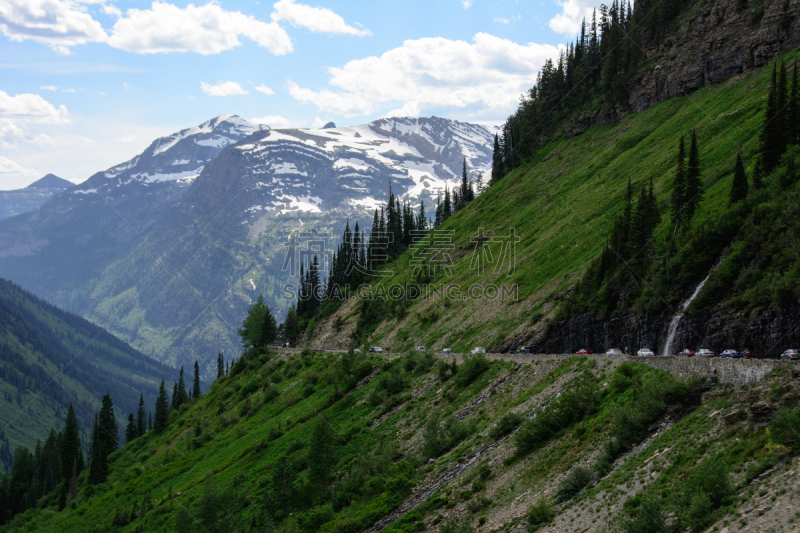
{"left": 661, "top": 274, "right": 710, "bottom": 356}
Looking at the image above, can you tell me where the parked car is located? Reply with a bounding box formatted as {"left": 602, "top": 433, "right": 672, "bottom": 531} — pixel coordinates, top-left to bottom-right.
{"left": 606, "top": 348, "right": 624, "bottom": 355}
{"left": 414, "top": 346, "right": 426, "bottom": 352}
{"left": 352, "top": 348, "right": 361, "bottom": 354}
{"left": 637, "top": 348, "right": 655, "bottom": 357}
{"left": 576, "top": 349, "right": 593, "bottom": 355}
{"left": 471, "top": 347, "right": 486, "bottom": 355}
{"left": 368, "top": 347, "right": 383, "bottom": 353}
{"left": 441, "top": 348, "right": 452, "bottom": 354}
{"left": 780, "top": 349, "right": 800, "bottom": 360}
{"left": 696, "top": 348, "right": 715, "bottom": 357}
{"left": 517, "top": 346, "right": 532, "bottom": 354}
{"left": 720, "top": 349, "right": 742, "bottom": 358}
{"left": 678, "top": 349, "right": 695, "bottom": 356}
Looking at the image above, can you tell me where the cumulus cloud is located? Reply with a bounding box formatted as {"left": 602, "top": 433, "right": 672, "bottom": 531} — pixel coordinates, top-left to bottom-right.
{"left": 40, "top": 85, "right": 58, "bottom": 91}
{"left": 0, "top": 90, "right": 69, "bottom": 147}
{"left": 0, "top": 155, "right": 31, "bottom": 174}
{"left": 462, "top": 0, "right": 473, "bottom": 8}
{"left": 287, "top": 33, "right": 561, "bottom": 118}
{"left": 255, "top": 84, "right": 275, "bottom": 95}
{"left": 549, "top": 0, "right": 597, "bottom": 36}
{"left": 108, "top": 1, "right": 293, "bottom": 55}
{"left": 0, "top": 0, "right": 108, "bottom": 54}
{"left": 200, "top": 81, "right": 249, "bottom": 96}
{"left": 271, "top": 0, "right": 370, "bottom": 36}
{"left": 251, "top": 114, "right": 299, "bottom": 128}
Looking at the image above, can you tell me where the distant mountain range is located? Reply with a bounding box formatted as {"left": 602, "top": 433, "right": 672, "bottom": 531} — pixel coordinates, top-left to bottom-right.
{"left": 0, "top": 277, "right": 175, "bottom": 471}
{"left": 0, "top": 115, "right": 497, "bottom": 378}
{"left": 0, "top": 174, "right": 74, "bottom": 220}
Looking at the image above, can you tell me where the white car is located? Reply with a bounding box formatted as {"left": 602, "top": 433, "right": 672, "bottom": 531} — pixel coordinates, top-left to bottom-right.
{"left": 696, "top": 348, "right": 715, "bottom": 357}
{"left": 368, "top": 346, "right": 383, "bottom": 353}
{"left": 414, "top": 346, "right": 426, "bottom": 352}
{"left": 636, "top": 348, "right": 654, "bottom": 357}
{"left": 471, "top": 347, "right": 486, "bottom": 355}
{"left": 441, "top": 348, "right": 452, "bottom": 354}
{"left": 780, "top": 349, "right": 799, "bottom": 360}
{"left": 606, "top": 348, "right": 623, "bottom": 355}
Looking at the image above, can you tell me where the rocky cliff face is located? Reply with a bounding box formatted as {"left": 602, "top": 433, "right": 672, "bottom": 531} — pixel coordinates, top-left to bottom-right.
{"left": 629, "top": 0, "right": 800, "bottom": 112}
{"left": 522, "top": 302, "right": 800, "bottom": 359}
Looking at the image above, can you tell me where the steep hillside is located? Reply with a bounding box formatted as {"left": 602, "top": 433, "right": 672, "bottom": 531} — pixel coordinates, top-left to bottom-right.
{"left": 0, "top": 175, "right": 73, "bottom": 220}
{"left": 2, "top": 349, "right": 798, "bottom": 532}
{"left": 0, "top": 278, "right": 175, "bottom": 471}
{"left": 304, "top": 43, "right": 800, "bottom": 359}
{"left": 79, "top": 117, "right": 496, "bottom": 377}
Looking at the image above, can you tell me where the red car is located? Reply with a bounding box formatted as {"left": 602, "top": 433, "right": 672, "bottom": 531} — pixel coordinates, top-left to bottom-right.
{"left": 678, "top": 349, "right": 695, "bottom": 356}
{"left": 576, "top": 349, "right": 593, "bottom": 355}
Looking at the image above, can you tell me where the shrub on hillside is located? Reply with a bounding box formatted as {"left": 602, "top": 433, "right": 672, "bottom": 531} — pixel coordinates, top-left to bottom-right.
{"left": 555, "top": 466, "right": 592, "bottom": 503}
{"left": 423, "top": 416, "right": 476, "bottom": 459}
{"left": 621, "top": 498, "right": 667, "bottom": 533}
{"left": 676, "top": 456, "right": 732, "bottom": 532}
{"left": 769, "top": 405, "right": 800, "bottom": 451}
{"left": 515, "top": 372, "right": 599, "bottom": 456}
{"left": 489, "top": 412, "right": 523, "bottom": 440}
{"left": 456, "top": 354, "right": 490, "bottom": 386}
{"left": 526, "top": 497, "right": 555, "bottom": 531}
{"left": 402, "top": 350, "right": 435, "bottom": 374}
{"left": 369, "top": 365, "right": 407, "bottom": 404}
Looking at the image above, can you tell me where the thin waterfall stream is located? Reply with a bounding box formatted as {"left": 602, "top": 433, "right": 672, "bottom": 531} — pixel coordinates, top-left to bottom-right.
{"left": 661, "top": 274, "right": 710, "bottom": 356}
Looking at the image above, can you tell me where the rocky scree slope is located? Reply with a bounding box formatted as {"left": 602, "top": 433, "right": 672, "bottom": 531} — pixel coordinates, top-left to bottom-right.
{"left": 3, "top": 351, "right": 799, "bottom": 533}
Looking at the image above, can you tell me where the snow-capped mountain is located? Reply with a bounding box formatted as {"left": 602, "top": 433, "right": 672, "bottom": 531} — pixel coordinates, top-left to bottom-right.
{"left": 70, "top": 114, "right": 268, "bottom": 198}
{"left": 0, "top": 115, "right": 268, "bottom": 307}
{"left": 232, "top": 117, "right": 496, "bottom": 221}
{"left": 0, "top": 114, "right": 496, "bottom": 377}
{"left": 0, "top": 174, "right": 74, "bottom": 220}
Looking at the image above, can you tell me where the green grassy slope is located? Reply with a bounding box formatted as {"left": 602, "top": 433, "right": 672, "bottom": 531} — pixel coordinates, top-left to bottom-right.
{"left": 0, "top": 278, "right": 176, "bottom": 470}
{"left": 4, "top": 349, "right": 797, "bottom": 533}
{"left": 319, "top": 47, "right": 797, "bottom": 353}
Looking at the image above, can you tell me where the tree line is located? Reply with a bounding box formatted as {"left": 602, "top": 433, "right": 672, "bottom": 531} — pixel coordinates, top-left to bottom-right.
{"left": 491, "top": 0, "right": 694, "bottom": 183}
{"left": 0, "top": 361, "right": 205, "bottom": 526}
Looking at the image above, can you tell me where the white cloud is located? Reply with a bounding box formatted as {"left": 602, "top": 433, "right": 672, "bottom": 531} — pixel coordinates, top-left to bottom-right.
{"left": 0, "top": 90, "right": 69, "bottom": 124}
{"left": 40, "top": 85, "right": 58, "bottom": 91}
{"left": 494, "top": 17, "right": 509, "bottom": 23}
{"left": 0, "top": 0, "right": 108, "bottom": 54}
{"left": 287, "top": 33, "right": 561, "bottom": 118}
{"left": 271, "top": 0, "right": 370, "bottom": 36}
{"left": 461, "top": 0, "right": 473, "bottom": 8}
{"left": 102, "top": 4, "right": 121, "bottom": 17}
{"left": 252, "top": 114, "right": 300, "bottom": 128}
{"left": 200, "top": 81, "right": 249, "bottom": 96}
{"left": 255, "top": 84, "right": 275, "bottom": 95}
{"left": 0, "top": 155, "right": 31, "bottom": 174}
{"left": 549, "top": 0, "right": 596, "bottom": 36}
{"left": 115, "top": 133, "right": 137, "bottom": 143}
{"left": 108, "top": 1, "right": 293, "bottom": 55}
{"left": 386, "top": 101, "right": 420, "bottom": 118}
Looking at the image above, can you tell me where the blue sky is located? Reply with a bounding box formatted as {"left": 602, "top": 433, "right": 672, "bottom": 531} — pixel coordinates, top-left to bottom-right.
{"left": 0, "top": 0, "right": 600, "bottom": 190}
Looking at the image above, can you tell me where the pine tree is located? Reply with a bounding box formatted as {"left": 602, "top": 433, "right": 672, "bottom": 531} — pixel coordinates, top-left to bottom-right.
{"left": 217, "top": 352, "right": 224, "bottom": 378}
{"left": 154, "top": 379, "right": 170, "bottom": 433}
{"left": 238, "top": 294, "right": 277, "bottom": 350}
{"left": 790, "top": 60, "right": 799, "bottom": 146}
{"left": 443, "top": 186, "right": 452, "bottom": 220}
{"left": 89, "top": 394, "right": 117, "bottom": 484}
{"left": 684, "top": 130, "right": 703, "bottom": 222}
{"left": 192, "top": 361, "right": 202, "bottom": 400}
{"left": 136, "top": 394, "right": 146, "bottom": 437}
{"left": 671, "top": 135, "right": 687, "bottom": 229}
{"left": 171, "top": 381, "right": 179, "bottom": 410}
{"left": 417, "top": 199, "right": 426, "bottom": 230}
{"left": 284, "top": 305, "right": 299, "bottom": 346}
{"left": 60, "top": 404, "right": 83, "bottom": 482}
{"left": 148, "top": 412, "right": 152, "bottom": 432}
{"left": 778, "top": 61, "right": 788, "bottom": 154}
{"left": 125, "top": 413, "right": 137, "bottom": 443}
{"left": 730, "top": 147, "right": 749, "bottom": 203}
{"left": 491, "top": 133, "right": 503, "bottom": 183}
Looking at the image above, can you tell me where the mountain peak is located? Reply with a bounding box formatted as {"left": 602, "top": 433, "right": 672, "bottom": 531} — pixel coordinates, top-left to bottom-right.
{"left": 25, "top": 174, "right": 73, "bottom": 191}
{"left": 322, "top": 121, "right": 336, "bottom": 129}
